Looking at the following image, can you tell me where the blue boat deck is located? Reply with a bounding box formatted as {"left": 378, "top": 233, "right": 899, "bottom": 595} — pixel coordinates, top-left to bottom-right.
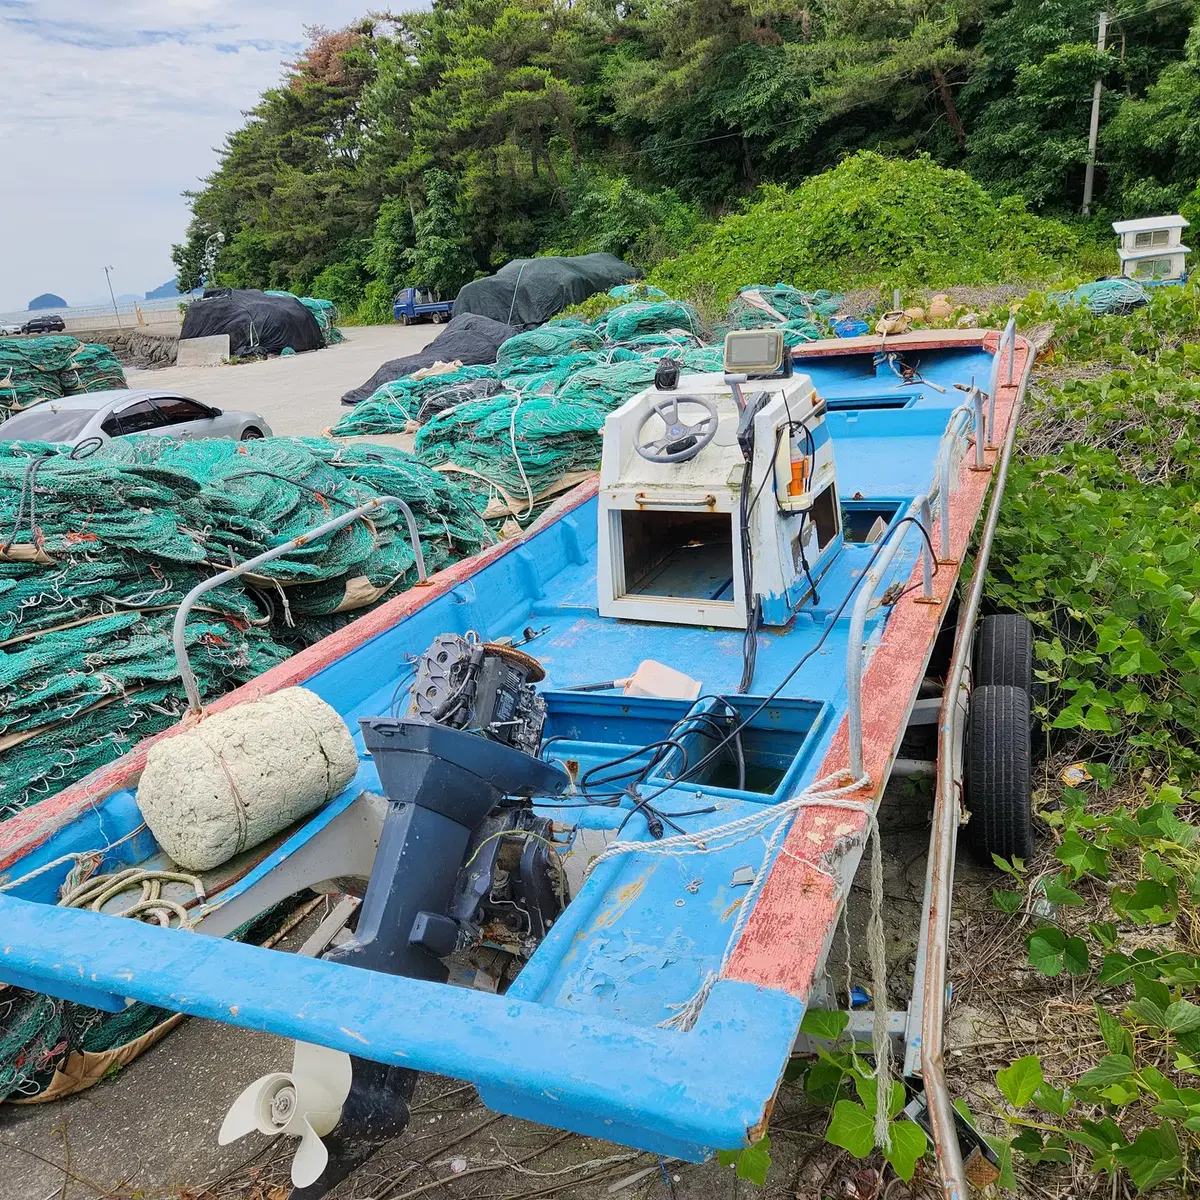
{"left": 0, "top": 340, "right": 997, "bottom": 1158}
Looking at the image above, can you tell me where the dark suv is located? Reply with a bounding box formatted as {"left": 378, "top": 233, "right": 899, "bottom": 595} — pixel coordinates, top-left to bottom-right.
{"left": 22, "top": 314, "right": 66, "bottom": 334}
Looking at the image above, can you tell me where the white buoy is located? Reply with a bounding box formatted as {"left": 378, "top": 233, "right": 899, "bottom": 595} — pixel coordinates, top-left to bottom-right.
{"left": 136, "top": 687, "right": 358, "bottom": 870}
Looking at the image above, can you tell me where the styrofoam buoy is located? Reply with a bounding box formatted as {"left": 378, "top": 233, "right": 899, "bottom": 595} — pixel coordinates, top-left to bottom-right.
{"left": 136, "top": 687, "right": 358, "bottom": 871}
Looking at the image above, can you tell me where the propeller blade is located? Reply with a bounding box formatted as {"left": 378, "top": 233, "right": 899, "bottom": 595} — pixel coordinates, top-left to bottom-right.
{"left": 218, "top": 1073, "right": 291, "bottom": 1144}
{"left": 290, "top": 1041, "right": 353, "bottom": 1117}
{"left": 291, "top": 1119, "right": 331, "bottom": 1189}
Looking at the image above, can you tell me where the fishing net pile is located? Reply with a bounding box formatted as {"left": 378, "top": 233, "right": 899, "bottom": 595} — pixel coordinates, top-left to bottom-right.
{"left": 332, "top": 285, "right": 836, "bottom": 514}
{"left": 724, "top": 285, "right": 840, "bottom": 345}
{"left": 0, "top": 437, "right": 491, "bottom": 820}
{"left": 1047, "top": 278, "right": 1150, "bottom": 315}
{"left": 265, "top": 291, "right": 345, "bottom": 345}
{"left": 0, "top": 336, "right": 126, "bottom": 419}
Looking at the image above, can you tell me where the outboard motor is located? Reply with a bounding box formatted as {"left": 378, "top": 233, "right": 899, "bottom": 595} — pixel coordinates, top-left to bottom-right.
{"left": 236, "top": 633, "right": 570, "bottom": 1200}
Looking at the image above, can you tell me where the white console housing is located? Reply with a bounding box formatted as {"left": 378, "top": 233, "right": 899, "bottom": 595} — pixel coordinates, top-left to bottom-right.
{"left": 597, "top": 370, "right": 841, "bottom": 630}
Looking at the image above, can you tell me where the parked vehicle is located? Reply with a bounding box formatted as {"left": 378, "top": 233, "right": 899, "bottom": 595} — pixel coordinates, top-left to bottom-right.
{"left": 393, "top": 286, "right": 454, "bottom": 325}
{"left": 0, "top": 322, "right": 23, "bottom": 336}
{"left": 0, "top": 388, "right": 271, "bottom": 446}
{"left": 22, "top": 314, "right": 66, "bottom": 334}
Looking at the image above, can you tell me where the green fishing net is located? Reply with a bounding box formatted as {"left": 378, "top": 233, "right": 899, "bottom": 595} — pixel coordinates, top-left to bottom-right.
{"left": 0, "top": 437, "right": 491, "bottom": 819}
{"left": 0, "top": 337, "right": 126, "bottom": 419}
{"left": 416, "top": 393, "right": 610, "bottom": 501}
{"left": 726, "top": 285, "right": 840, "bottom": 329}
{"left": 497, "top": 324, "right": 604, "bottom": 362}
{"left": 603, "top": 300, "right": 703, "bottom": 342}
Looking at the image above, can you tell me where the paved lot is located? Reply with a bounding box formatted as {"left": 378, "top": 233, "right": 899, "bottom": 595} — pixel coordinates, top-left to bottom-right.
{"left": 126, "top": 323, "right": 440, "bottom": 438}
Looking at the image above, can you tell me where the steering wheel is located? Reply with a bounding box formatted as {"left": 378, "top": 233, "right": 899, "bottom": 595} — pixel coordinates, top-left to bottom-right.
{"left": 633, "top": 394, "right": 720, "bottom": 464}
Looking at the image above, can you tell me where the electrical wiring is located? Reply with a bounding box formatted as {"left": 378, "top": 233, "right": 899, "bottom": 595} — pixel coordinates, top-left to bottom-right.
{"left": 588, "top": 512, "right": 938, "bottom": 817}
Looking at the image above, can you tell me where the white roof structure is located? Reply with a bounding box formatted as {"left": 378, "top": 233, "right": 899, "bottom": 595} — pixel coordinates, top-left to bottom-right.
{"left": 1112, "top": 214, "right": 1189, "bottom": 234}
{"left": 1118, "top": 244, "right": 1190, "bottom": 262}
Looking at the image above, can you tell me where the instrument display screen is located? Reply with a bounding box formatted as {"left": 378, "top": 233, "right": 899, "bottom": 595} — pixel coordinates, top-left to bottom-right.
{"left": 724, "top": 329, "right": 785, "bottom": 375}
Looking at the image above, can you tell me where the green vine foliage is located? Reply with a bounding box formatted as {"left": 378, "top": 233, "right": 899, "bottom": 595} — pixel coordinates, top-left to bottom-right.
{"left": 979, "top": 280, "right": 1200, "bottom": 1192}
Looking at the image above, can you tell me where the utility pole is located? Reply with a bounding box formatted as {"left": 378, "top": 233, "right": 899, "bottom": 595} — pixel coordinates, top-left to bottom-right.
{"left": 103, "top": 265, "right": 122, "bottom": 327}
{"left": 1082, "top": 9, "right": 1108, "bottom": 216}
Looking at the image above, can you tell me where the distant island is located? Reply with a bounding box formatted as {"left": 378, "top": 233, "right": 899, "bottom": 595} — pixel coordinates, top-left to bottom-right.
{"left": 145, "top": 279, "right": 180, "bottom": 300}
{"left": 115, "top": 293, "right": 141, "bottom": 305}
{"left": 27, "top": 293, "right": 66, "bottom": 310}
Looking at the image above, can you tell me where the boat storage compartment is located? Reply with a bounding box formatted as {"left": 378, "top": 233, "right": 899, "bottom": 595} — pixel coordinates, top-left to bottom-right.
{"left": 650, "top": 694, "right": 829, "bottom": 800}
{"left": 842, "top": 499, "right": 904, "bottom": 543}
{"left": 618, "top": 508, "right": 734, "bottom": 602}
{"left": 540, "top": 691, "right": 708, "bottom": 776}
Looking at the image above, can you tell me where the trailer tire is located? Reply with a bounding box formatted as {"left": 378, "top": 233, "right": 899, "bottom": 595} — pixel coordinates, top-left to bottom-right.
{"left": 965, "top": 684, "right": 1033, "bottom": 864}
{"left": 975, "top": 614, "right": 1033, "bottom": 693}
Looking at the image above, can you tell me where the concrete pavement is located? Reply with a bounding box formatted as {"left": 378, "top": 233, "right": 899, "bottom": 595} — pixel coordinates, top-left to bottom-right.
{"left": 125, "top": 323, "right": 440, "bottom": 438}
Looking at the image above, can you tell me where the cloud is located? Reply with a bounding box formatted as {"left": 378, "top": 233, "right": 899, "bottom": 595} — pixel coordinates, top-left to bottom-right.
{"left": 0, "top": 1, "right": 376, "bottom": 311}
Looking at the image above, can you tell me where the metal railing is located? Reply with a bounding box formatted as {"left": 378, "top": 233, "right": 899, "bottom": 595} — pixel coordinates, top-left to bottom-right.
{"left": 173, "top": 496, "right": 427, "bottom": 713}
{"left": 922, "top": 334, "right": 1032, "bottom": 1200}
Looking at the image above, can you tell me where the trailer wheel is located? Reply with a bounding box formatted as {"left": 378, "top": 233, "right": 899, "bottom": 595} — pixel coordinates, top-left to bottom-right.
{"left": 965, "top": 685, "right": 1033, "bottom": 864}
{"left": 974, "top": 614, "right": 1033, "bottom": 692}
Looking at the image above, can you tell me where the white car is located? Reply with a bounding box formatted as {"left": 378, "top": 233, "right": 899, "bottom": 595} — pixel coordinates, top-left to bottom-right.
{"left": 1, "top": 323, "right": 23, "bottom": 336}
{"left": 0, "top": 389, "right": 272, "bottom": 447}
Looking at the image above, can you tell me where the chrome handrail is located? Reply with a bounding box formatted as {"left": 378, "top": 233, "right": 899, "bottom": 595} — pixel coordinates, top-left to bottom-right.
{"left": 173, "top": 496, "right": 427, "bottom": 713}
{"left": 932, "top": 402, "right": 975, "bottom": 560}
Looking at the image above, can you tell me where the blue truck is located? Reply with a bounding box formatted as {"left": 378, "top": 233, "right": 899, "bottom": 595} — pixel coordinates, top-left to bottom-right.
{"left": 393, "top": 286, "right": 454, "bottom": 325}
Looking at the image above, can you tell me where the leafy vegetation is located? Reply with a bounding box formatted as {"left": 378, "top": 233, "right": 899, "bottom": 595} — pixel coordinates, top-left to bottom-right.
{"left": 649, "top": 152, "right": 1080, "bottom": 305}
{"left": 959, "top": 282, "right": 1200, "bottom": 1193}
{"left": 173, "top": 1, "right": 1199, "bottom": 316}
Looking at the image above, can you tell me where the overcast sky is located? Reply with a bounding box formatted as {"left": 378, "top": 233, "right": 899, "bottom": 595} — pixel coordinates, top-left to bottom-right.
{"left": 0, "top": 1, "right": 375, "bottom": 311}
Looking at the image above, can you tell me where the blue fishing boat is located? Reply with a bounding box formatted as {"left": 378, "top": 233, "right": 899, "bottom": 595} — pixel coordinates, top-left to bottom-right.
{"left": 0, "top": 326, "right": 1031, "bottom": 1200}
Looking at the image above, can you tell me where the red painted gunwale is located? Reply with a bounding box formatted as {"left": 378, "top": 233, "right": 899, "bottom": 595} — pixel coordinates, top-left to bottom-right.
{"left": 723, "top": 330, "right": 1031, "bottom": 994}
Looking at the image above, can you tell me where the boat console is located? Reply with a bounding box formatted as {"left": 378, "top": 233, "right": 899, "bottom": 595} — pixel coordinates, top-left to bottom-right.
{"left": 597, "top": 330, "right": 841, "bottom": 629}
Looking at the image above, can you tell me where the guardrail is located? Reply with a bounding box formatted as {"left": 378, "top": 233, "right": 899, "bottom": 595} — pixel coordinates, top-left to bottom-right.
{"left": 173, "top": 497, "right": 428, "bottom": 713}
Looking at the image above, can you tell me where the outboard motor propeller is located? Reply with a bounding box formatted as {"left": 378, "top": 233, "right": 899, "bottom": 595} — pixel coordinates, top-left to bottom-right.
{"left": 222, "top": 632, "right": 570, "bottom": 1199}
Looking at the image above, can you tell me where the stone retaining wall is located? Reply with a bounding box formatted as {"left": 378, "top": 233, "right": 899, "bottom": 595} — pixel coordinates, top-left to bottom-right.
{"left": 72, "top": 328, "right": 178, "bottom": 369}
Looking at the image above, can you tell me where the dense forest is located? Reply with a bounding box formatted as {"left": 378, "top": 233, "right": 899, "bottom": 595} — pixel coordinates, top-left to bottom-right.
{"left": 173, "top": 0, "right": 1200, "bottom": 318}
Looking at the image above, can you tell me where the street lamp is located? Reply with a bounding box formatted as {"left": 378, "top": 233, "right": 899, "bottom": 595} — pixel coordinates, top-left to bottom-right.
{"left": 201, "top": 231, "right": 226, "bottom": 288}
{"left": 103, "top": 265, "right": 122, "bottom": 327}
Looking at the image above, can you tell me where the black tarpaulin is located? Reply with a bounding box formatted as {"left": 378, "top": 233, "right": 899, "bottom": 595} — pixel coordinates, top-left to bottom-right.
{"left": 452, "top": 254, "right": 639, "bottom": 328}
{"left": 181, "top": 289, "right": 324, "bottom": 357}
{"left": 340, "top": 313, "right": 516, "bottom": 406}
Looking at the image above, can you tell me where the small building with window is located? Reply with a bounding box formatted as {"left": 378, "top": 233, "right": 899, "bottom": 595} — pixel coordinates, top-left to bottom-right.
{"left": 1112, "top": 215, "right": 1190, "bottom": 281}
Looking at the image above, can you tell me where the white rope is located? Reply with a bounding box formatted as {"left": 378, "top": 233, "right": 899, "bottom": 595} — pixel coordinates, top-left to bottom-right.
{"left": 508, "top": 398, "right": 536, "bottom": 522}
{"left": 0, "top": 822, "right": 147, "bottom": 895}
{"left": 588, "top": 767, "right": 893, "bottom": 1151}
